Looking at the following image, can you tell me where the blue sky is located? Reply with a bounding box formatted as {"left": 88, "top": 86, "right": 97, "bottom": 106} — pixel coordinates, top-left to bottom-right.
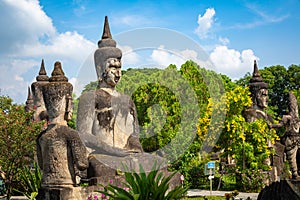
{"left": 1, "top": 0, "right": 300, "bottom": 103}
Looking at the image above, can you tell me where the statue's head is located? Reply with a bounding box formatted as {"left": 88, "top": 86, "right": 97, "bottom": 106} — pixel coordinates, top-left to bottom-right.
{"left": 31, "top": 59, "right": 49, "bottom": 121}
{"left": 94, "top": 16, "right": 122, "bottom": 88}
{"left": 42, "top": 61, "right": 73, "bottom": 122}
{"left": 248, "top": 60, "right": 268, "bottom": 110}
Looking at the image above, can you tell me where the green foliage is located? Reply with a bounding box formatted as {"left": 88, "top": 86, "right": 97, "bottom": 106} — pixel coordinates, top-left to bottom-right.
{"left": 240, "top": 169, "right": 270, "bottom": 192}
{"left": 179, "top": 60, "right": 209, "bottom": 114}
{"left": 0, "top": 95, "right": 43, "bottom": 199}
{"left": 14, "top": 162, "right": 41, "bottom": 200}
{"left": 197, "top": 87, "right": 278, "bottom": 191}
{"left": 95, "top": 164, "right": 189, "bottom": 200}
{"left": 116, "top": 64, "right": 201, "bottom": 162}
{"left": 67, "top": 93, "right": 79, "bottom": 129}
{"left": 82, "top": 80, "right": 98, "bottom": 94}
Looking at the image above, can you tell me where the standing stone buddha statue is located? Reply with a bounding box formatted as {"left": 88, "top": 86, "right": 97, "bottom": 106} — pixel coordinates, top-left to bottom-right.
{"left": 36, "top": 62, "right": 88, "bottom": 200}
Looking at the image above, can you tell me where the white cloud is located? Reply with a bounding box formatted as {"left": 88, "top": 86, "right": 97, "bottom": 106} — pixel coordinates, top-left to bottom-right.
{"left": 149, "top": 46, "right": 213, "bottom": 70}
{"left": 0, "top": 58, "right": 39, "bottom": 102}
{"left": 195, "top": 8, "right": 216, "bottom": 39}
{"left": 117, "top": 45, "right": 141, "bottom": 65}
{"left": 218, "top": 37, "right": 230, "bottom": 46}
{"left": 112, "top": 15, "right": 150, "bottom": 27}
{"left": 22, "top": 31, "right": 95, "bottom": 63}
{"left": 209, "top": 45, "right": 258, "bottom": 79}
{"left": 0, "top": 0, "right": 55, "bottom": 54}
{"left": 0, "top": 0, "right": 96, "bottom": 103}
{"left": 150, "top": 46, "right": 186, "bottom": 68}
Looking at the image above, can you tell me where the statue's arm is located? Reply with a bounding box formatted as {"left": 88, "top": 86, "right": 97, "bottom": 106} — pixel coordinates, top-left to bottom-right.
{"left": 270, "top": 115, "right": 290, "bottom": 128}
{"left": 76, "top": 91, "right": 95, "bottom": 135}
{"left": 82, "top": 133, "right": 130, "bottom": 157}
{"left": 36, "top": 136, "right": 43, "bottom": 170}
{"left": 70, "top": 133, "right": 88, "bottom": 171}
{"left": 125, "top": 99, "right": 143, "bottom": 152}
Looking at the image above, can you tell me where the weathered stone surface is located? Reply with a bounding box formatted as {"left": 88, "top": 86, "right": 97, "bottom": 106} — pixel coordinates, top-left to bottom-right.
{"left": 36, "top": 185, "right": 90, "bottom": 200}
{"left": 86, "top": 153, "right": 181, "bottom": 190}
{"left": 36, "top": 61, "right": 88, "bottom": 200}
{"left": 31, "top": 59, "right": 49, "bottom": 121}
{"left": 37, "top": 124, "right": 88, "bottom": 186}
{"left": 271, "top": 92, "right": 300, "bottom": 179}
{"left": 24, "top": 86, "right": 34, "bottom": 112}
{"left": 258, "top": 180, "right": 300, "bottom": 200}
{"left": 76, "top": 16, "right": 181, "bottom": 189}
{"left": 243, "top": 60, "right": 271, "bottom": 122}
{"left": 242, "top": 61, "right": 286, "bottom": 183}
{"left": 77, "top": 16, "right": 143, "bottom": 157}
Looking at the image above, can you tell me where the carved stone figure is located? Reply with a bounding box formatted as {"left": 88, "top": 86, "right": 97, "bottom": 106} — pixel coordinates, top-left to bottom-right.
{"left": 243, "top": 60, "right": 271, "bottom": 122}
{"left": 77, "top": 16, "right": 143, "bottom": 157}
{"left": 243, "top": 60, "right": 285, "bottom": 181}
{"left": 271, "top": 92, "right": 300, "bottom": 179}
{"left": 76, "top": 17, "right": 177, "bottom": 186}
{"left": 24, "top": 87, "right": 34, "bottom": 112}
{"left": 31, "top": 59, "right": 49, "bottom": 121}
{"left": 36, "top": 62, "right": 88, "bottom": 200}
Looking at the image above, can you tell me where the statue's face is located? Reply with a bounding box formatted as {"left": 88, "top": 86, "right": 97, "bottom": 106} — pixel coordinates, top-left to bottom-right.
{"left": 103, "top": 58, "right": 122, "bottom": 87}
{"left": 257, "top": 88, "right": 268, "bottom": 109}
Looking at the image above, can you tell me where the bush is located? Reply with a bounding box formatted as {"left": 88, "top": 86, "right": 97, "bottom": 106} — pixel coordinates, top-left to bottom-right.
{"left": 94, "top": 164, "right": 189, "bottom": 200}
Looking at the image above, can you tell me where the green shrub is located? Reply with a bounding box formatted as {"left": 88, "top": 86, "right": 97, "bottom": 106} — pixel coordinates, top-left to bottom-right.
{"left": 95, "top": 164, "right": 189, "bottom": 200}
{"left": 14, "top": 162, "right": 41, "bottom": 200}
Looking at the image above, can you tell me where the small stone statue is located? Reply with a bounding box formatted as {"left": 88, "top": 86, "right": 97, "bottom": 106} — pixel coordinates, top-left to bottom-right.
{"left": 31, "top": 59, "right": 49, "bottom": 121}
{"left": 243, "top": 60, "right": 285, "bottom": 181}
{"left": 36, "top": 61, "right": 88, "bottom": 200}
{"left": 243, "top": 60, "right": 271, "bottom": 122}
{"left": 270, "top": 92, "right": 300, "bottom": 179}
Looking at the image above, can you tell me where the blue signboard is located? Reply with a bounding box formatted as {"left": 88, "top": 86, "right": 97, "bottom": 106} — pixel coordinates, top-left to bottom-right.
{"left": 207, "top": 161, "right": 215, "bottom": 169}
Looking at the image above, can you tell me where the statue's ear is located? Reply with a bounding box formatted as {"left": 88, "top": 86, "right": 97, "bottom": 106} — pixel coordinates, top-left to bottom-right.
{"left": 102, "top": 72, "right": 107, "bottom": 79}
{"left": 65, "top": 94, "right": 73, "bottom": 121}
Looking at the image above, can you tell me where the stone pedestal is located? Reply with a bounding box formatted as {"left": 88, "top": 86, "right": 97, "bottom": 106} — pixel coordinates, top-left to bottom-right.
{"left": 87, "top": 153, "right": 181, "bottom": 189}
{"left": 36, "top": 185, "right": 84, "bottom": 200}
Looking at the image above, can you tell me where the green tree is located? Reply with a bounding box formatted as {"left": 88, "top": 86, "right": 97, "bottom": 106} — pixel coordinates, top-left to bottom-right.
{"left": 0, "top": 96, "right": 43, "bottom": 199}
{"left": 198, "top": 86, "right": 278, "bottom": 191}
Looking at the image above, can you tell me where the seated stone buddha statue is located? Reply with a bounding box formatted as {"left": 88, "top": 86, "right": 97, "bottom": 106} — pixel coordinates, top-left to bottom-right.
{"left": 76, "top": 17, "right": 143, "bottom": 157}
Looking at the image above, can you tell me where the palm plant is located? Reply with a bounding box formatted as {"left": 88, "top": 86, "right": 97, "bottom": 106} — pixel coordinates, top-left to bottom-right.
{"left": 95, "top": 163, "right": 188, "bottom": 200}
{"left": 14, "top": 162, "right": 41, "bottom": 200}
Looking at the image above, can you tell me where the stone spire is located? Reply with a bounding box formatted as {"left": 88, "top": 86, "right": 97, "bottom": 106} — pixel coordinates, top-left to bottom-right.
{"left": 97, "top": 16, "right": 118, "bottom": 48}
{"left": 49, "top": 61, "right": 68, "bottom": 82}
{"left": 36, "top": 59, "right": 49, "bottom": 82}
{"left": 25, "top": 86, "right": 34, "bottom": 112}
{"left": 94, "top": 16, "right": 122, "bottom": 80}
{"left": 102, "top": 16, "right": 112, "bottom": 39}
{"left": 249, "top": 60, "right": 268, "bottom": 89}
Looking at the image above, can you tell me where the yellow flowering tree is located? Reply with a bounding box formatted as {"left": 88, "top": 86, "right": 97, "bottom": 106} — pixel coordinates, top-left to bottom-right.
{"left": 198, "top": 86, "right": 278, "bottom": 191}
